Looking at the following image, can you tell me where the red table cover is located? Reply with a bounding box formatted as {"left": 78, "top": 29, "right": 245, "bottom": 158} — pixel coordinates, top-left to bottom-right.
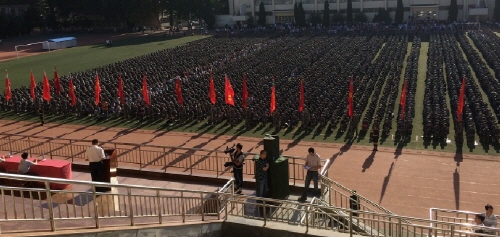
{"left": 0, "top": 155, "right": 72, "bottom": 189}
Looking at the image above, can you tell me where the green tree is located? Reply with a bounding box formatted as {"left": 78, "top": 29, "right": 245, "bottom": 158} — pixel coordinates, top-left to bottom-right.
{"left": 395, "top": 0, "right": 404, "bottom": 24}
{"left": 331, "top": 12, "right": 345, "bottom": 24}
{"left": 298, "top": 2, "right": 306, "bottom": 27}
{"left": 322, "top": 1, "right": 330, "bottom": 27}
{"left": 311, "top": 11, "right": 321, "bottom": 26}
{"left": 354, "top": 12, "right": 368, "bottom": 23}
{"left": 258, "top": 2, "right": 266, "bottom": 26}
{"left": 294, "top": 3, "right": 298, "bottom": 25}
{"left": 448, "top": 0, "right": 458, "bottom": 22}
{"left": 373, "top": 8, "right": 391, "bottom": 23}
{"left": 346, "top": 0, "right": 353, "bottom": 23}
{"left": 494, "top": 0, "right": 500, "bottom": 21}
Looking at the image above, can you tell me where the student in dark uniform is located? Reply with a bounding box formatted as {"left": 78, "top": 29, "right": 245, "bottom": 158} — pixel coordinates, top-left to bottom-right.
{"left": 371, "top": 128, "right": 380, "bottom": 151}
{"left": 38, "top": 106, "right": 44, "bottom": 126}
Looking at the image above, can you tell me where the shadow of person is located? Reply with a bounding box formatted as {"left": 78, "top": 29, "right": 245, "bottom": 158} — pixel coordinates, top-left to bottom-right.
{"left": 361, "top": 150, "right": 376, "bottom": 173}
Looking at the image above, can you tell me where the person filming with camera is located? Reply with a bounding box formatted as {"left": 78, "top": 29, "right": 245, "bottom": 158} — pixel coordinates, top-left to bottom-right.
{"left": 231, "top": 143, "right": 245, "bottom": 193}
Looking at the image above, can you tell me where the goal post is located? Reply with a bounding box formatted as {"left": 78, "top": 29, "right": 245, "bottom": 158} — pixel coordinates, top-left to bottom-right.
{"left": 15, "top": 41, "right": 49, "bottom": 60}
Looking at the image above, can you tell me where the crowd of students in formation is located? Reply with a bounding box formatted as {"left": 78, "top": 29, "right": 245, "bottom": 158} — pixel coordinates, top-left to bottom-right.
{"left": 1, "top": 20, "right": 499, "bottom": 148}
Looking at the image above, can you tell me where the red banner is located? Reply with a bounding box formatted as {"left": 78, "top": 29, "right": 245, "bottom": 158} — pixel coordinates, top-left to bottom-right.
{"left": 399, "top": 79, "right": 407, "bottom": 120}
{"left": 42, "top": 72, "right": 51, "bottom": 101}
{"left": 242, "top": 74, "right": 248, "bottom": 108}
{"left": 54, "top": 66, "right": 61, "bottom": 95}
{"left": 348, "top": 76, "right": 354, "bottom": 117}
{"left": 68, "top": 78, "right": 77, "bottom": 106}
{"left": 270, "top": 78, "right": 276, "bottom": 114}
{"left": 118, "top": 75, "right": 125, "bottom": 105}
{"left": 5, "top": 70, "right": 12, "bottom": 101}
{"left": 176, "top": 77, "right": 183, "bottom": 105}
{"left": 224, "top": 75, "right": 235, "bottom": 106}
{"left": 457, "top": 77, "right": 466, "bottom": 122}
{"left": 30, "top": 71, "right": 36, "bottom": 101}
{"left": 95, "top": 72, "right": 101, "bottom": 106}
{"left": 142, "top": 75, "right": 150, "bottom": 106}
{"left": 209, "top": 71, "right": 216, "bottom": 105}
{"left": 299, "top": 79, "right": 304, "bottom": 112}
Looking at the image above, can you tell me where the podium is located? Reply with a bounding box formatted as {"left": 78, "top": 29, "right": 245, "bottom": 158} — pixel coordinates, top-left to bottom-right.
{"left": 100, "top": 149, "right": 118, "bottom": 192}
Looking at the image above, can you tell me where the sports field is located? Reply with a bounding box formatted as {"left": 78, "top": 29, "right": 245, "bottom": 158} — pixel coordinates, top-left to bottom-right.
{"left": 1, "top": 34, "right": 203, "bottom": 89}
{"left": 1, "top": 33, "right": 499, "bottom": 156}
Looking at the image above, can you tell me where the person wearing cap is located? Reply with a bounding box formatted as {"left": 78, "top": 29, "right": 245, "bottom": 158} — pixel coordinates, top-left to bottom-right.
{"left": 481, "top": 204, "right": 497, "bottom": 233}
{"left": 18, "top": 152, "right": 36, "bottom": 174}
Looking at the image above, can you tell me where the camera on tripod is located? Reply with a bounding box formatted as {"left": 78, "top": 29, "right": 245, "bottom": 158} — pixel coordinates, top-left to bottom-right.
{"left": 223, "top": 144, "right": 236, "bottom": 167}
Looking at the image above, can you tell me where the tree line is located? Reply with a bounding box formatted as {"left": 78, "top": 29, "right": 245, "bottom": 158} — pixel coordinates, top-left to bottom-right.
{"left": 0, "top": 0, "right": 228, "bottom": 38}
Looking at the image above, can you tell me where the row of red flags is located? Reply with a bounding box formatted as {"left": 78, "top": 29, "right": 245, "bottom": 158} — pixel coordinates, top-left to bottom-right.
{"left": 3, "top": 69, "right": 467, "bottom": 121}
{"left": 398, "top": 77, "right": 466, "bottom": 122}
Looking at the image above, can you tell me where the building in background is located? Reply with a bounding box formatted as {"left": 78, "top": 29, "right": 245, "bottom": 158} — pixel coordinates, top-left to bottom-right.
{"left": 0, "top": 0, "right": 31, "bottom": 16}
{"left": 217, "top": 0, "right": 493, "bottom": 26}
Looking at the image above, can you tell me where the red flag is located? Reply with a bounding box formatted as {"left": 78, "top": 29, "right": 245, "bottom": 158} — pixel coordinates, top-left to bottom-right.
{"left": 399, "top": 79, "right": 407, "bottom": 120}
{"left": 68, "top": 77, "right": 77, "bottom": 106}
{"left": 95, "top": 72, "right": 101, "bottom": 105}
{"left": 4, "top": 70, "right": 12, "bottom": 101}
{"left": 242, "top": 74, "right": 248, "bottom": 108}
{"left": 457, "top": 77, "right": 466, "bottom": 122}
{"left": 42, "top": 71, "right": 51, "bottom": 101}
{"left": 270, "top": 79, "right": 276, "bottom": 114}
{"left": 209, "top": 71, "right": 216, "bottom": 105}
{"left": 142, "top": 75, "right": 150, "bottom": 106}
{"left": 30, "top": 71, "right": 36, "bottom": 101}
{"left": 224, "top": 74, "right": 235, "bottom": 106}
{"left": 176, "top": 77, "right": 183, "bottom": 105}
{"left": 53, "top": 66, "right": 61, "bottom": 95}
{"left": 348, "top": 76, "right": 354, "bottom": 117}
{"left": 298, "top": 79, "right": 304, "bottom": 112}
{"left": 118, "top": 74, "right": 125, "bottom": 105}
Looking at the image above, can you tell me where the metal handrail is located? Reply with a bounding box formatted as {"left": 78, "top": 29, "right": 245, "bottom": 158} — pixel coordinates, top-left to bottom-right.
{"left": 1, "top": 172, "right": 500, "bottom": 236}
{"left": 319, "top": 174, "right": 411, "bottom": 225}
{"left": 0, "top": 133, "right": 324, "bottom": 185}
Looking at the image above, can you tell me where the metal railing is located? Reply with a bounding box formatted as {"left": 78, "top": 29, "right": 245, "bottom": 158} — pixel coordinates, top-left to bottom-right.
{"left": 318, "top": 174, "right": 411, "bottom": 224}
{"left": 1, "top": 173, "right": 500, "bottom": 236}
{"left": 430, "top": 208, "right": 500, "bottom": 236}
{"left": 0, "top": 133, "right": 322, "bottom": 185}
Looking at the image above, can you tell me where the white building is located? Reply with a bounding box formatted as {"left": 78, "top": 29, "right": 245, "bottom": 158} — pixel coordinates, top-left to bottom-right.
{"left": 218, "top": 0, "right": 493, "bottom": 26}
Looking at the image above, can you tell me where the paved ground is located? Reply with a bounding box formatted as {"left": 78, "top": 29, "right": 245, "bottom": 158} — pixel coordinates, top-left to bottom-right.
{"left": 0, "top": 119, "right": 498, "bottom": 221}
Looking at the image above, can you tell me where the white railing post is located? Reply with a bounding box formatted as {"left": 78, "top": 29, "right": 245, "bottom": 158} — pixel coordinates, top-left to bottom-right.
{"left": 69, "top": 140, "right": 74, "bottom": 162}
{"left": 398, "top": 218, "right": 402, "bottom": 237}
{"left": 8, "top": 136, "right": 13, "bottom": 154}
{"left": 45, "top": 181, "right": 56, "bottom": 231}
{"left": 181, "top": 191, "right": 185, "bottom": 223}
{"left": 263, "top": 200, "right": 267, "bottom": 226}
{"left": 92, "top": 184, "right": 100, "bottom": 229}
{"left": 127, "top": 188, "right": 134, "bottom": 226}
{"left": 138, "top": 146, "right": 142, "bottom": 170}
{"left": 349, "top": 211, "right": 353, "bottom": 237}
{"left": 305, "top": 205, "right": 309, "bottom": 233}
{"left": 157, "top": 190, "right": 162, "bottom": 224}
{"left": 215, "top": 152, "right": 219, "bottom": 177}
{"left": 200, "top": 192, "right": 205, "bottom": 221}
{"left": 48, "top": 140, "right": 53, "bottom": 159}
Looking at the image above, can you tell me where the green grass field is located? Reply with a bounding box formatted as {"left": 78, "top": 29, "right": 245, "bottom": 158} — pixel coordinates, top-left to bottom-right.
{"left": 2, "top": 35, "right": 204, "bottom": 90}
{"left": 1, "top": 35, "right": 499, "bottom": 156}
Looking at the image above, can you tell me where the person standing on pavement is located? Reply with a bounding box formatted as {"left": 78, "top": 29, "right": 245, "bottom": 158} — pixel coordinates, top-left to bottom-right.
{"left": 232, "top": 143, "right": 245, "bottom": 193}
{"left": 255, "top": 150, "right": 269, "bottom": 198}
{"left": 85, "top": 139, "right": 106, "bottom": 185}
{"left": 298, "top": 147, "right": 322, "bottom": 202}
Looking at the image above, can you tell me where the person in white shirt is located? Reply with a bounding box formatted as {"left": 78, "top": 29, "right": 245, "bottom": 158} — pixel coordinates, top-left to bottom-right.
{"left": 481, "top": 204, "right": 497, "bottom": 234}
{"left": 298, "top": 147, "right": 322, "bottom": 202}
{"left": 18, "top": 152, "right": 36, "bottom": 174}
{"left": 85, "top": 139, "right": 105, "bottom": 183}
